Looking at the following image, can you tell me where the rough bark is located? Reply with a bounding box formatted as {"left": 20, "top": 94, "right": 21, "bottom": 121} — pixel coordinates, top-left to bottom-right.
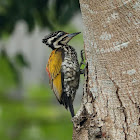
{"left": 72, "top": 0, "right": 140, "bottom": 140}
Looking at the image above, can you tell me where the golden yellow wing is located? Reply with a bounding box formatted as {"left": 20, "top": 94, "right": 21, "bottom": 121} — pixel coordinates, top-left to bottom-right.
{"left": 46, "top": 49, "right": 62, "bottom": 101}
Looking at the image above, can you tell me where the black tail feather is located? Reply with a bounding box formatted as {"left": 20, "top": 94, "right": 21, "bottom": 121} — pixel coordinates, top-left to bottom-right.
{"left": 68, "top": 97, "right": 75, "bottom": 117}
{"left": 61, "top": 93, "right": 75, "bottom": 117}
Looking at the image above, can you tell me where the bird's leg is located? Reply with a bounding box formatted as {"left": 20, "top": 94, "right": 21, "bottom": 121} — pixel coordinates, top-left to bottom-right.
{"left": 80, "top": 50, "right": 85, "bottom": 67}
{"left": 80, "top": 50, "right": 86, "bottom": 74}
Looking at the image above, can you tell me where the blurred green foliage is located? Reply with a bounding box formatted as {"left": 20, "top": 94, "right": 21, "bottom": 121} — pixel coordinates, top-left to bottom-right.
{"left": 0, "top": 84, "right": 73, "bottom": 140}
{"left": 0, "top": 49, "right": 73, "bottom": 140}
{"left": 0, "top": 50, "right": 17, "bottom": 93}
{"left": 0, "top": 0, "right": 80, "bottom": 37}
{"left": 0, "top": 49, "right": 29, "bottom": 90}
{"left": 0, "top": 0, "right": 81, "bottom": 139}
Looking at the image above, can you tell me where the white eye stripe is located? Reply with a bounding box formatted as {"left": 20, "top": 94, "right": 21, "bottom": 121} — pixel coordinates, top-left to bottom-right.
{"left": 53, "top": 40, "right": 61, "bottom": 47}
{"left": 57, "top": 32, "right": 63, "bottom": 37}
{"left": 48, "top": 36, "right": 55, "bottom": 44}
{"left": 58, "top": 35, "right": 66, "bottom": 41}
{"left": 48, "top": 34, "right": 65, "bottom": 45}
{"left": 53, "top": 35, "right": 66, "bottom": 46}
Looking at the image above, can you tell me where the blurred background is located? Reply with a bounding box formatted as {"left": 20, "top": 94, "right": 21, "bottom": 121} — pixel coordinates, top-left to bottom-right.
{"left": 0, "top": 0, "right": 83, "bottom": 140}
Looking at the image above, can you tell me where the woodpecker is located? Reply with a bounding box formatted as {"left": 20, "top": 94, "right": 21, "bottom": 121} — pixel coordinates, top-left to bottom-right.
{"left": 42, "top": 31, "right": 81, "bottom": 117}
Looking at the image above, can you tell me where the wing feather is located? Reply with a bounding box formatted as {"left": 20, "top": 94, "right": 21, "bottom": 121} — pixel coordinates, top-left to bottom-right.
{"left": 46, "top": 49, "right": 62, "bottom": 101}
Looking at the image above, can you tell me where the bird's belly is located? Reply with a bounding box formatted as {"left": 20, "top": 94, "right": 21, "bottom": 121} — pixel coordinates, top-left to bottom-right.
{"left": 62, "top": 60, "right": 79, "bottom": 82}
{"left": 62, "top": 58, "right": 80, "bottom": 98}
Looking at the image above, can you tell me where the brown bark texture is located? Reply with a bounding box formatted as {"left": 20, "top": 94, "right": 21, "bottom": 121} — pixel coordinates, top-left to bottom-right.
{"left": 72, "top": 0, "right": 140, "bottom": 140}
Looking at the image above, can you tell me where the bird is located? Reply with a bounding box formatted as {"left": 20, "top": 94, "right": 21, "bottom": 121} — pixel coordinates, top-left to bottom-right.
{"left": 42, "top": 31, "right": 81, "bottom": 117}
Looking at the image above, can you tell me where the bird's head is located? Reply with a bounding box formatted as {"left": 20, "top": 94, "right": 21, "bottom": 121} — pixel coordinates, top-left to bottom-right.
{"left": 42, "top": 31, "right": 81, "bottom": 49}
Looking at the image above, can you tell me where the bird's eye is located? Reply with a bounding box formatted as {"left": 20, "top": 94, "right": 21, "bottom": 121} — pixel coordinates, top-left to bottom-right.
{"left": 58, "top": 32, "right": 64, "bottom": 37}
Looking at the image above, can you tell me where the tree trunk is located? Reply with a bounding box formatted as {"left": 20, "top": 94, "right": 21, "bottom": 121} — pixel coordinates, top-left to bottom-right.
{"left": 72, "top": 0, "right": 140, "bottom": 139}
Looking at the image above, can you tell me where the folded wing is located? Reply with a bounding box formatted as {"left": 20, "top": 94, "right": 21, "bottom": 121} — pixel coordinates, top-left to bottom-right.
{"left": 46, "top": 49, "right": 63, "bottom": 101}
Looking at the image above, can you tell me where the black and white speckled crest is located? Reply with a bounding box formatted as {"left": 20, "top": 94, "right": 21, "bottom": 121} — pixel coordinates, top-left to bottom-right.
{"left": 44, "top": 31, "right": 63, "bottom": 40}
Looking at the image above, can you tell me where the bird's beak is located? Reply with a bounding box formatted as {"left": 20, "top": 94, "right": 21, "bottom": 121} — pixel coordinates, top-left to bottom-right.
{"left": 67, "top": 32, "right": 81, "bottom": 38}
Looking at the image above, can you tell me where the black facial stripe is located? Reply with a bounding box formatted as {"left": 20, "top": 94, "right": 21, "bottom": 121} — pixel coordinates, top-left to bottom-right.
{"left": 61, "top": 36, "right": 67, "bottom": 41}
{"left": 58, "top": 41, "right": 63, "bottom": 46}
{"left": 52, "top": 35, "right": 66, "bottom": 47}
{"left": 52, "top": 37, "right": 58, "bottom": 47}
{"left": 50, "top": 44, "right": 55, "bottom": 50}
{"left": 52, "top": 37, "right": 58, "bottom": 44}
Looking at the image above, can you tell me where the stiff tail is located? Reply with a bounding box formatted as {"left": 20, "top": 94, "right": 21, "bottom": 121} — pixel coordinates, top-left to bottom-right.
{"left": 68, "top": 97, "right": 75, "bottom": 117}
{"left": 61, "top": 92, "right": 75, "bottom": 117}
